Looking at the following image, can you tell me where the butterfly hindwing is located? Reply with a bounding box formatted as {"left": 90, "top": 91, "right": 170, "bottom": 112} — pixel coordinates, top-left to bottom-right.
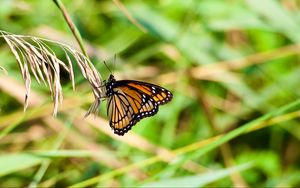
{"left": 107, "top": 85, "right": 159, "bottom": 135}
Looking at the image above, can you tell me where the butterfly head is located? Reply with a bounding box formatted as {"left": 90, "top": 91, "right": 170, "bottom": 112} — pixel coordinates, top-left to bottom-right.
{"left": 108, "top": 74, "right": 116, "bottom": 82}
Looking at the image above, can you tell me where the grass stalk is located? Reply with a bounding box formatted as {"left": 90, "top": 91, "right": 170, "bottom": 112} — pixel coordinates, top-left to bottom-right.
{"left": 52, "top": 0, "right": 89, "bottom": 59}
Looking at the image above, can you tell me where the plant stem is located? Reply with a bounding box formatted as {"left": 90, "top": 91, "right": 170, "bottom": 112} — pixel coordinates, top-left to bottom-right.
{"left": 52, "top": 0, "right": 89, "bottom": 59}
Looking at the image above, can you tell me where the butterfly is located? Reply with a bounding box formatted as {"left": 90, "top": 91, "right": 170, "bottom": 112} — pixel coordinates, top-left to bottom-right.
{"left": 105, "top": 74, "right": 173, "bottom": 136}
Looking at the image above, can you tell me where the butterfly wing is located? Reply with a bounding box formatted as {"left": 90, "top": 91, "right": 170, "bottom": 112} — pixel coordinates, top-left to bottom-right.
{"left": 124, "top": 80, "right": 173, "bottom": 105}
{"left": 107, "top": 80, "right": 172, "bottom": 135}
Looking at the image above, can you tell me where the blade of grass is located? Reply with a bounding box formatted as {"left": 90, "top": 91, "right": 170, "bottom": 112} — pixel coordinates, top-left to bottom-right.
{"left": 0, "top": 153, "right": 45, "bottom": 177}
{"left": 28, "top": 150, "right": 113, "bottom": 158}
{"left": 38, "top": 170, "right": 77, "bottom": 187}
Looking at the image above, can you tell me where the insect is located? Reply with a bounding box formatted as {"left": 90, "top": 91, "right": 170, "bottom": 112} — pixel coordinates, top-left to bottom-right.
{"left": 105, "top": 74, "right": 173, "bottom": 136}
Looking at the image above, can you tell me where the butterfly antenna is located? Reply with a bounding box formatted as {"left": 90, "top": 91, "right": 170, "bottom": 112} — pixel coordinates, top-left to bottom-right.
{"left": 103, "top": 60, "right": 112, "bottom": 74}
{"left": 113, "top": 54, "right": 117, "bottom": 74}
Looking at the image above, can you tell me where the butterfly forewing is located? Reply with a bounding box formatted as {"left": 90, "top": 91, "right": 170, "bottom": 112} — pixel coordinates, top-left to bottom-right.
{"left": 125, "top": 81, "right": 173, "bottom": 104}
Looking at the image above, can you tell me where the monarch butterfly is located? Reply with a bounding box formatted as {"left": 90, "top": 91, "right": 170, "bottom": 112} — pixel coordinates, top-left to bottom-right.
{"left": 105, "top": 74, "right": 173, "bottom": 136}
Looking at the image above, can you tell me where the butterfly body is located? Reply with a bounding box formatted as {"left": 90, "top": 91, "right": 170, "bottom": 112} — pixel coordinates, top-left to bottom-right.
{"left": 105, "top": 74, "right": 172, "bottom": 136}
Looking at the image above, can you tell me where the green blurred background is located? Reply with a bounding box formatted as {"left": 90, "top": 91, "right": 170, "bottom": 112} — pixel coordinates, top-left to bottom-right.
{"left": 1, "top": 0, "right": 300, "bottom": 187}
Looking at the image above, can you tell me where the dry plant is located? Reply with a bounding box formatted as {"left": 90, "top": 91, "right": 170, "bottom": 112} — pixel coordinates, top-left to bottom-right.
{"left": 0, "top": 30, "right": 104, "bottom": 116}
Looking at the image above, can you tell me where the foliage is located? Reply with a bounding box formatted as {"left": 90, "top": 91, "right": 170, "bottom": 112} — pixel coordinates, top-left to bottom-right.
{"left": 0, "top": 0, "right": 300, "bottom": 187}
